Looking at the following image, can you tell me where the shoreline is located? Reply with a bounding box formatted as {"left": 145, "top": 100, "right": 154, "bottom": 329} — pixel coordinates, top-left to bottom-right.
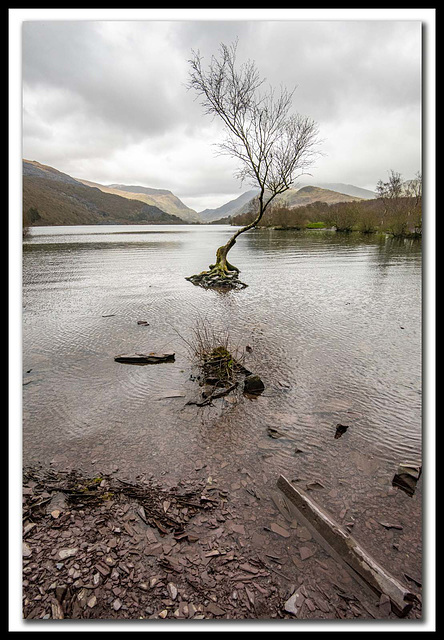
{"left": 22, "top": 465, "right": 422, "bottom": 621}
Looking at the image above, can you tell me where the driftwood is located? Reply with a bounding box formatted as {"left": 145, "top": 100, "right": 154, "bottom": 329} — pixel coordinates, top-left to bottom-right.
{"left": 277, "top": 475, "right": 417, "bottom": 617}
{"left": 114, "top": 352, "right": 175, "bottom": 364}
{"left": 186, "top": 382, "right": 238, "bottom": 407}
{"left": 23, "top": 467, "right": 214, "bottom": 537}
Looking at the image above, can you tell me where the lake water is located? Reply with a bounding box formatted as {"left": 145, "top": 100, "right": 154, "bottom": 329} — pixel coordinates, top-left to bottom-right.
{"left": 22, "top": 224, "right": 422, "bottom": 579}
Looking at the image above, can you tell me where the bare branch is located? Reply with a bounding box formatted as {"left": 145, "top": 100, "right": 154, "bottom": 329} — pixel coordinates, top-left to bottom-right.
{"left": 186, "top": 40, "right": 321, "bottom": 288}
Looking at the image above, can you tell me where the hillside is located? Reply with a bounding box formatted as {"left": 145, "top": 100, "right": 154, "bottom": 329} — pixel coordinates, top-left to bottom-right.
{"left": 206, "top": 185, "right": 366, "bottom": 225}
{"left": 77, "top": 180, "right": 201, "bottom": 223}
{"left": 199, "top": 189, "right": 259, "bottom": 222}
{"left": 279, "top": 185, "right": 363, "bottom": 207}
{"left": 23, "top": 161, "right": 186, "bottom": 226}
{"left": 298, "top": 182, "right": 376, "bottom": 200}
{"left": 229, "top": 185, "right": 363, "bottom": 227}
{"left": 233, "top": 185, "right": 362, "bottom": 218}
{"left": 23, "top": 160, "right": 372, "bottom": 228}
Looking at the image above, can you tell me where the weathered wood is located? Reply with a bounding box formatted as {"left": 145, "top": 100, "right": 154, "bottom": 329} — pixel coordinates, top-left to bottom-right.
{"left": 277, "top": 474, "right": 417, "bottom": 617}
{"left": 114, "top": 352, "right": 175, "bottom": 364}
{"left": 186, "top": 382, "right": 238, "bottom": 407}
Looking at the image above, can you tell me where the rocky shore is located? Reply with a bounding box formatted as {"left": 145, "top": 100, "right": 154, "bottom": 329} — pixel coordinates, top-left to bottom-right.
{"left": 22, "top": 466, "right": 422, "bottom": 622}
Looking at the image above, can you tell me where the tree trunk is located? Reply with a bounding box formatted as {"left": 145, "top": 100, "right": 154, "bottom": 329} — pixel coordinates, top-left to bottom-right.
{"left": 186, "top": 190, "right": 273, "bottom": 289}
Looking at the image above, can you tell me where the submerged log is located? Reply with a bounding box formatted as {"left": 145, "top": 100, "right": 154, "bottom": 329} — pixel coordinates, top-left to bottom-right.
{"left": 114, "top": 352, "right": 175, "bottom": 364}
{"left": 277, "top": 475, "right": 417, "bottom": 617}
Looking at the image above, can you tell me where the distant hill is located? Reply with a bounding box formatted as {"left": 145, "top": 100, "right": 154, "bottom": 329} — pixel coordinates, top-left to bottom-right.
{"left": 278, "top": 185, "right": 363, "bottom": 207}
{"left": 205, "top": 184, "right": 367, "bottom": 225}
{"left": 298, "top": 182, "right": 376, "bottom": 200}
{"left": 23, "top": 160, "right": 374, "bottom": 228}
{"left": 229, "top": 185, "right": 363, "bottom": 226}
{"left": 23, "top": 160, "right": 187, "bottom": 226}
{"left": 199, "top": 189, "right": 259, "bottom": 222}
{"left": 77, "top": 180, "right": 201, "bottom": 223}
{"left": 232, "top": 185, "right": 362, "bottom": 219}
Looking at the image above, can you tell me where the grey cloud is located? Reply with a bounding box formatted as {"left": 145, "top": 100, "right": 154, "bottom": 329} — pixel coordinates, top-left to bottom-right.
{"left": 22, "top": 18, "right": 422, "bottom": 209}
{"left": 233, "top": 21, "right": 421, "bottom": 123}
{"left": 23, "top": 21, "right": 187, "bottom": 139}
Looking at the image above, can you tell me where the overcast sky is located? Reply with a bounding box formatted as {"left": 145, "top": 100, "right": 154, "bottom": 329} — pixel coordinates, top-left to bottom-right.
{"left": 21, "top": 15, "right": 423, "bottom": 212}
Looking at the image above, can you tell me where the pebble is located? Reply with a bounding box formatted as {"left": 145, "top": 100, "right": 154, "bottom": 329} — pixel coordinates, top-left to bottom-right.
{"left": 112, "top": 598, "right": 122, "bottom": 611}
{"left": 58, "top": 548, "right": 78, "bottom": 559}
{"left": 167, "top": 583, "right": 178, "bottom": 600}
{"left": 284, "top": 586, "right": 305, "bottom": 616}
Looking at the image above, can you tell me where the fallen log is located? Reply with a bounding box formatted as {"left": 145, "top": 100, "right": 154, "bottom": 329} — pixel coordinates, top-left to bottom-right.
{"left": 277, "top": 474, "right": 417, "bottom": 617}
{"left": 114, "top": 352, "right": 175, "bottom": 364}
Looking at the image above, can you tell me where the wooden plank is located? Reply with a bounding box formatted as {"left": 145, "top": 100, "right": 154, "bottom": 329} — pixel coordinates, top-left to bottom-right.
{"left": 277, "top": 475, "right": 417, "bottom": 617}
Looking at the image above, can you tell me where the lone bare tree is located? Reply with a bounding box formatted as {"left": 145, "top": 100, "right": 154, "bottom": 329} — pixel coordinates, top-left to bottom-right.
{"left": 185, "top": 40, "right": 321, "bottom": 289}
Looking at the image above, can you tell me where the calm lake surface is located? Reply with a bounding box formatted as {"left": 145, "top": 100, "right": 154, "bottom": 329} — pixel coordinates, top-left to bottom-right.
{"left": 22, "top": 225, "right": 422, "bottom": 577}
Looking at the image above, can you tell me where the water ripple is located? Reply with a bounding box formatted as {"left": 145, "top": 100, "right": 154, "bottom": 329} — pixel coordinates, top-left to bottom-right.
{"left": 23, "top": 225, "right": 421, "bottom": 482}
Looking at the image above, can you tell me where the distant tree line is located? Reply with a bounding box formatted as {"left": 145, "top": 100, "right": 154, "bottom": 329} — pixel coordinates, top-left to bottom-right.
{"left": 232, "top": 171, "right": 422, "bottom": 238}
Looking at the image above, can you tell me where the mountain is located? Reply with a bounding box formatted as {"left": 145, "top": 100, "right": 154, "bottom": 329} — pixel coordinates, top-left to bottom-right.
{"left": 77, "top": 180, "right": 201, "bottom": 223}
{"left": 23, "top": 159, "right": 373, "bottom": 228}
{"left": 233, "top": 185, "right": 362, "bottom": 218}
{"left": 298, "top": 182, "right": 376, "bottom": 200}
{"left": 277, "top": 185, "right": 363, "bottom": 207}
{"left": 204, "top": 184, "right": 371, "bottom": 225}
{"left": 229, "top": 185, "right": 363, "bottom": 226}
{"left": 23, "top": 160, "right": 187, "bottom": 226}
{"left": 199, "top": 189, "right": 259, "bottom": 222}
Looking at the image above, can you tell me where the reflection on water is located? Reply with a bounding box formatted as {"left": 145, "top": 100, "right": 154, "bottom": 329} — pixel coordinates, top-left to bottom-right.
{"left": 22, "top": 225, "right": 422, "bottom": 574}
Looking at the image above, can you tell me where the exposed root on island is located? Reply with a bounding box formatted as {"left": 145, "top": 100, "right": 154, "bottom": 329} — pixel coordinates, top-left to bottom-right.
{"left": 186, "top": 272, "right": 248, "bottom": 290}
{"left": 186, "top": 242, "right": 247, "bottom": 289}
{"left": 185, "top": 265, "right": 247, "bottom": 290}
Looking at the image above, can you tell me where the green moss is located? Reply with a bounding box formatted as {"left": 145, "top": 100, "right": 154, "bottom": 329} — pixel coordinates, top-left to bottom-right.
{"left": 305, "top": 221, "right": 325, "bottom": 229}
{"left": 209, "top": 346, "right": 231, "bottom": 359}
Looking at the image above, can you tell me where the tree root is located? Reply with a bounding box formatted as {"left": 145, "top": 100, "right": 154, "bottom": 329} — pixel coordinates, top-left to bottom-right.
{"left": 185, "top": 265, "right": 247, "bottom": 290}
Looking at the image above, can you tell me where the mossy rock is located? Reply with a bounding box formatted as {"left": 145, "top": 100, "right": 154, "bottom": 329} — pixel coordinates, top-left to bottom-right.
{"left": 243, "top": 374, "right": 265, "bottom": 395}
